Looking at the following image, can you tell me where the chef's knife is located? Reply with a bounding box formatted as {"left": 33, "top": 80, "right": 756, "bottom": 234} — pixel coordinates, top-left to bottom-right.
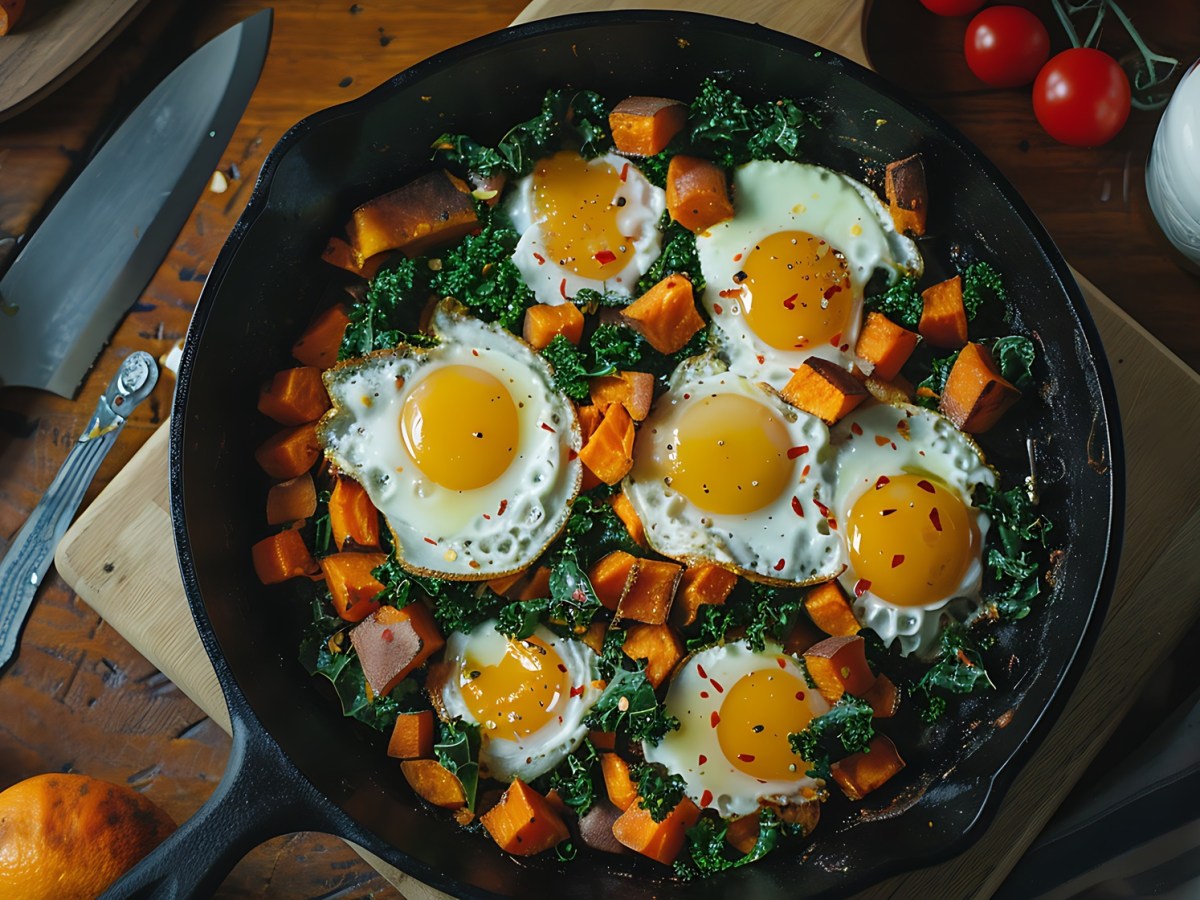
{"left": 0, "top": 9, "right": 273, "bottom": 398}
{"left": 0, "top": 352, "right": 158, "bottom": 671}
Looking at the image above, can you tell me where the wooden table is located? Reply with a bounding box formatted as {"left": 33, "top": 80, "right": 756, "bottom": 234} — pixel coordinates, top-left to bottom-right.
{"left": 1, "top": 1, "right": 1197, "bottom": 896}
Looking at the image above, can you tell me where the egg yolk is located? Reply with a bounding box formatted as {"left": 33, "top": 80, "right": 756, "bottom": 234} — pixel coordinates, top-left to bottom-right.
{"left": 533, "top": 150, "right": 631, "bottom": 280}
{"left": 716, "top": 667, "right": 816, "bottom": 781}
{"left": 666, "top": 393, "right": 794, "bottom": 516}
{"left": 400, "top": 364, "right": 518, "bottom": 491}
{"left": 845, "top": 474, "right": 979, "bottom": 607}
{"left": 460, "top": 636, "right": 569, "bottom": 741}
{"left": 739, "top": 230, "right": 853, "bottom": 352}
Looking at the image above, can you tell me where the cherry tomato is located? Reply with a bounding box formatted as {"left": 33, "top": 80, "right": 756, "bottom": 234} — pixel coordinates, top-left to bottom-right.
{"left": 1033, "top": 48, "right": 1132, "bottom": 146}
{"left": 964, "top": 6, "right": 1051, "bottom": 88}
{"left": 919, "top": 0, "right": 986, "bottom": 15}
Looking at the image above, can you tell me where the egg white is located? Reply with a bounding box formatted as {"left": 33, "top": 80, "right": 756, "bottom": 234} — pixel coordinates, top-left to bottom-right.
{"left": 506, "top": 151, "right": 666, "bottom": 306}
{"left": 697, "top": 160, "right": 923, "bottom": 389}
{"left": 439, "top": 622, "right": 601, "bottom": 783}
{"left": 830, "top": 402, "right": 996, "bottom": 656}
{"left": 317, "top": 301, "right": 581, "bottom": 579}
{"left": 643, "top": 640, "right": 830, "bottom": 818}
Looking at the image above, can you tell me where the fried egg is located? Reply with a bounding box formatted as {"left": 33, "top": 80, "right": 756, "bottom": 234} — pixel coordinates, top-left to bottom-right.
{"left": 830, "top": 402, "right": 996, "bottom": 656}
{"left": 506, "top": 150, "right": 666, "bottom": 305}
{"left": 697, "top": 160, "right": 922, "bottom": 389}
{"left": 317, "top": 301, "right": 581, "bottom": 579}
{"left": 643, "top": 640, "right": 830, "bottom": 817}
{"left": 623, "top": 354, "right": 844, "bottom": 586}
{"left": 439, "top": 622, "right": 601, "bottom": 782}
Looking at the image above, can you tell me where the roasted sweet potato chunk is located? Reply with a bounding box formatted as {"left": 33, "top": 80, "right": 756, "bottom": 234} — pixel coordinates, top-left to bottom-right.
{"left": 588, "top": 551, "right": 640, "bottom": 611}
{"left": 803, "top": 634, "right": 875, "bottom": 704}
{"left": 939, "top": 342, "right": 1021, "bottom": 433}
{"left": 251, "top": 529, "right": 318, "bottom": 585}
{"left": 855, "top": 311, "right": 920, "bottom": 381}
{"left": 830, "top": 734, "right": 906, "bottom": 800}
{"left": 401, "top": 758, "right": 467, "bottom": 809}
{"left": 387, "top": 710, "right": 436, "bottom": 760}
{"left": 621, "top": 622, "right": 685, "bottom": 688}
{"left": 920, "top": 276, "right": 969, "bottom": 349}
{"left": 609, "top": 491, "right": 648, "bottom": 549}
{"left": 480, "top": 779, "right": 569, "bottom": 856}
{"left": 600, "top": 752, "right": 638, "bottom": 812}
{"left": 319, "top": 551, "right": 387, "bottom": 622}
{"left": 621, "top": 275, "right": 705, "bottom": 354}
{"left": 254, "top": 423, "right": 321, "bottom": 480}
{"left": 780, "top": 358, "right": 869, "bottom": 425}
{"left": 351, "top": 602, "right": 444, "bottom": 696}
{"left": 610, "top": 96, "right": 687, "bottom": 156}
{"left": 804, "top": 580, "right": 860, "bottom": 637}
{"left": 589, "top": 370, "right": 655, "bottom": 421}
{"left": 523, "top": 302, "right": 584, "bottom": 349}
{"left": 347, "top": 170, "right": 478, "bottom": 262}
{"left": 612, "top": 794, "right": 701, "bottom": 865}
{"left": 885, "top": 154, "right": 927, "bottom": 236}
{"left": 292, "top": 304, "right": 350, "bottom": 369}
{"left": 616, "top": 558, "right": 682, "bottom": 625}
{"left": 667, "top": 155, "right": 734, "bottom": 233}
{"left": 671, "top": 563, "right": 738, "bottom": 628}
{"left": 578, "top": 401, "right": 636, "bottom": 485}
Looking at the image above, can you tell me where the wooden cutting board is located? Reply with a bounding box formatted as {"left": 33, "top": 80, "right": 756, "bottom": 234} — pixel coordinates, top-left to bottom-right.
{"left": 54, "top": 1, "right": 1200, "bottom": 897}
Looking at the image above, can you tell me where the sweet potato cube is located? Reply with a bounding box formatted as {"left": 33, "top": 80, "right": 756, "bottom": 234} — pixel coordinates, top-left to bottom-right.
{"left": 320, "top": 236, "right": 387, "bottom": 280}
{"left": 782, "top": 617, "right": 825, "bottom": 657}
{"left": 600, "top": 752, "right": 638, "bottom": 812}
{"left": 581, "top": 622, "right": 607, "bottom": 656}
{"left": 258, "top": 366, "right": 331, "bottom": 426}
{"left": 588, "top": 551, "right": 639, "bottom": 611}
{"left": 576, "top": 403, "right": 605, "bottom": 490}
{"left": 622, "top": 623, "right": 685, "bottom": 688}
{"left": 480, "top": 779, "right": 569, "bottom": 856}
{"left": 319, "top": 551, "right": 388, "bottom": 622}
{"left": 919, "top": 276, "right": 969, "bottom": 349}
{"left": 523, "top": 302, "right": 584, "bottom": 349}
{"left": 266, "top": 473, "right": 318, "bottom": 526}
{"left": 578, "top": 800, "right": 628, "bottom": 855}
{"left": 667, "top": 154, "right": 734, "bottom": 233}
{"left": 588, "top": 729, "right": 617, "bottom": 751}
{"left": 939, "top": 342, "right": 1021, "bottom": 434}
{"left": 617, "top": 558, "right": 682, "bottom": 625}
{"left": 515, "top": 565, "right": 552, "bottom": 601}
{"left": 329, "top": 475, "right": 381, "bottom": 550}
{"left": 347, "top": 170, "right": 478, "bottom": 262}
{"left": 855, "top": 311, "right": 920, "bottom": 382}
{"left": 254, "top": 423, "right": 322, "bottom": 480}
{"left": 401, "top": 758, "right": 467, "bottom": 809}
{"left": 486, "top": 568, "right": 527, "bottom": 598}
{"left": 609, "top": 491, "right": 648, "bottom": 549}
{"left": 863, "top": 673, "right": 900, "bottom": 719}
{"left": 671, "top": 564, "right": 738, "bottom": 628}
{"left": 292, "top": 304, "right": 350, "bottom": 369}
{"left": 612, "top": 794, "right": 702, "bottom": 865}
{"left": 578, "top": 401, "right": 636, "bottom": 485}
{"left": 387, "top": 710, "right": 436, "bottom": 760}
{"left": 803, "top": 635, "right": 875, "bottom": 704}
{"left": 804, "top": 580, "right": 860, "bottom": 637}
{"left": 885, "top": 154, "right": 927, "bottom": 236}
{"left": 251, "top": 529, "right": 318, "bottom": 585}
{"left": 350, "top": 602, "right": 444, "bottom": 694}
{"left": 830, "top": 734, "right": 906, "bottom": 800}
{"left": 725, "top": 813, "right": 762, "bottom": 855}
{"left": 780, "top": 358, "right": 869, "bottom": 425}
{"left": 621, "top": 275, "right": 705, "bottom": 354}
{"left": 609, "top": 96, "right": 687, "bottom": 156}
{"left": 589, "top": 370, "right": 655, "bottom": 421}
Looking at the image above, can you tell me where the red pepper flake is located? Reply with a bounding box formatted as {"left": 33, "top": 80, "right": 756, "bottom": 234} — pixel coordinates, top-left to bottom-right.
{"left": 829, "top": 331, "right": 842, "bottom": 347}
{"left": 802, "top": 464, "right": 811, "bottom": 477}
{"left": 593, "top": 249, "right": 617, "bottom": 265}
{"left": 559, "top": 278, "right": 568, "bottom": 300}
{"left": 787, "top": 445, "right": 809, "bottom": 459}
{"left": 756, "top": 354, "right": 765, "bottom": 365}
{"left": 713, "top": 302, "right": 724, "bottom": 315}
{"left": 875, "top": 435, "right": 891, "bottom": 447}
{"left": 698, "top": 754, "right": 708, "bottom": 766}
{"left": 829, "top": 518, "right": 838, "bottom": 531}
{"left": 737, "top": 753, "right": 756, "bottom": 763}
{"left": 697, "top": 663, "right": 708, "bottom": 679}
{"left": 710, "top": 679, "right": 724, "bottom": 693}
{"left": 700, "top": 690, "right": 709, "bottom": 699}
{"left": 710, "top": 710, "right": 720, "bottom": 728}
{"left": 793, "top": 338, "right": 809, "bottom": 349}
{"left": 956, "top": 649, "right": 975, "bottom": 667}
{"left": 875, "top": 475, "right": 891, "bottom": 489}
{"left": 774, "top": 558, "right": 786, "bottom": 571}
{"left": 881, "top": 508, "right": 896, "bottom": 517}
{"left": 851, "top": 422, "right": 863, "bottom": 436}
{"left": 683, "top": 393, "right": 691, "bottom": 400}
{"left": 382, "top": 628, "right": 394, "bottom": 643}
{"left": 733, "top": 253, "right": 743, "bottom": 262}
{"left": 558, "top": 663, "right": 568, "bottom": 673}
{"left": 795, "top": 690, "right": 805, "bottom": 700}
{"left": 783, "top": 293, "right": 797, "bottom": 310}
{"left": 823, "top": 283, "right": 842, "bottom": 300}
{"left": 777, "top": 657, "right": 788, "bottom": 669}
{"left": 813, "top": 498, "right": 831, "bottom": 518}
{"left": 700, "top": 789, "right": 713, "bottom": 807}
{"left": 891, "top": 554, "right": 905, "bottom": 568}
{"left": 533, "top": 252, "right": 546, "bottom": 265}
{"left": 568, "top": 448, "right": 577, "bottom": 461}
{"left": 620, "top": 162, "right": 630, "bottom": 182}
{"left": 540, "top": 422, "right": 556, "bottom": 433}
{"left": 854, "top": 579, "right": 872, "bottom": 597}
{"left": 840, "top": 343, "right": 850, "bottom": 352}
{"left": 497, "top": 499, "right": 508, "bottom": 516}
{"left": 917, "top": 479, "right": 936, "bottom": 494}
{"left": 572, "top": 588, "right": 587, "bottom": 603}
{"left": 929, "top": 507, "right": 942, "bottom": 532}
{"left": 423, "top": 537, "right": 437, "bottom": 545}
{"left": 791, "top": 496, "right": 805, "bottom": 517}
{"left": 483, "top": 514, "right": 491, "bottom": 520}
{"left": 569, "top": 685, "right": 584, "bottom": 698}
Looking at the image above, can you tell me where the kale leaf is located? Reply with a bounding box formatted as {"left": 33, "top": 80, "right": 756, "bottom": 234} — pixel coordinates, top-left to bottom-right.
{"left": 540, "top": 334, "right": 591, "bottom": 400}
{"left": 546, "top": 739, "right": 600, "bottom": 818}
{"left": 435, "top": 718, "right": 482, "bottom": 811}
{"left": 636, "top": 218, "right": 705, "bottom": 295}
{"left": 961, "top": 261, "right": 1007, "bottom": 320}
{"left": 788, "top": 695, "right": 875, "bottom": 781}
{"left": 590, "top": 323, "right": 644, "bottom": 372}
{"left": 989, "top": 335, "right": 1036, "bottom": 389}
{"left": 340, "top": 259, "right": 436, "bottom": 359}
{"left": 430, "top": 219, "right": 533, "bottom": 330}
{"left": 975, "top": 482, "right": 1051, "bottom": 621}
{"left": 674, "top": 808, "right": 783, "bottom": 880}
{"left": 584, "top": 665, "right": 679, "bottom": 745}
{"left": 864, "top": 275, "right": 922, "bottom": 329}
{"left": 496, "top": 548, "right": 603, "bottom": 639}
{"left": 634, "top": 762, "right": 688, "bottom": 823}
{"left": 688, "top": 582, "right": 805, "bottom": 653}
{"left": 687, "top": 79, "right": 816, "bottom": 169}
{"left": 914, "top": 350, "right": 961, "bottom": 410}
{"left": 914, "top": 623, "right": 995, "bottom": 722}
{"left": 564, "top": 492, "right": 642, "bottom": 565}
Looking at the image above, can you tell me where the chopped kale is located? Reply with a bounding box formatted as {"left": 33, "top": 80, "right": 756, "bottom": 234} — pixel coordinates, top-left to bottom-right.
{"left": 546, "top": 740, "right": 600, "bottom": 817}
{"left": 590, "top": 322, "right": 644, "bottom": 372}
{"left": 340, "top": 259, "right": 436, "bottom": 358}
{"left": 597, "top": 622, "right": 629, "bottom": 682}
{"left": 788, "top": 695, "right": 875, "bottom": 781}
{"left": 688, "top": 582, "right": 805, "bottom": 653}
{"left": 564, "top": 492, "right": 642, "bottom": 565}
{"left": 371, "top": 549, "right": 420, "bottom": 609}
{"left": 584, "top": 665, "right": 679, "bottom": 745}
{"left": 864, "top": 275, "right": 922, "bottom": 329}
{"left": 638, "top": 150, "right": 672, "bottom": 188}
{"left": 425, "top": 579, "right": 497, "bottom": 635}
{"left": 745, "top": 98, "right": 819, "bottom": 161}
{"left": 914, "top": 623, "right": 995, "bottom": 722}
{"left": 674, "top": 808, "right": 783, "bottom": 880}
{"left": 687, "top": 78, "right": 817, "bottom": 168}
{"left": 573, "top": 287, "right": 632, "bottom": 311}
{"left": 435, "top": 718, "right": 481, "bottom": 811}
{"left": 975, "top": 482, "right": 1051, "bottom": 621}
{"left": 636, "top": 218, "right": 705, "bottom": 295}
{"left": 961, "top": 260, "right": 1007, "bottom": 320}
{"left": 989, "top": 334, "right": 1036, "bottom": 390}
{"left": 914, "top": 350, "right": 961, "bottom": 410}
{"left": 430, "top": 219, "right": 533, "bottom": 330}
{"left": 634, "top": 762, "right": 688, "bottom": 823}
{"left": 540, "top": 334, "right": 591, "bottom": 400}
{"left": 496, "top": 549, "right": 603, "bottom": 639}
{"left": 311, "top": 488, "right": 333, "bottom": 555}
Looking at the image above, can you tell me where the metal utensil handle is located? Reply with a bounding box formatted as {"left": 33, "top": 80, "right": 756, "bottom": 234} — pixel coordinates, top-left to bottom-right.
{"left": 0, "top": 351, "right": 158, "bottom": 669}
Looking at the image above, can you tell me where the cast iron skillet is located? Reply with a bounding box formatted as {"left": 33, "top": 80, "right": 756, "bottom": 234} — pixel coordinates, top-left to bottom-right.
{"left": 112, "top": 10, "right": 1124, "bottom": 899}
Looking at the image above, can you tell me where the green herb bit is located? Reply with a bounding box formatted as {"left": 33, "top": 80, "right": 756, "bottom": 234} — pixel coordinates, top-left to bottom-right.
{"left": 634, "top": 762, "right": 688, "bottom": 823}
{"left": 915, "top": 623, "right": 995, "bottom": 723}
{"left": 686, "top": 581, "right": 803, "bottom": 653}
{"left": 974, "top": 482, "right": 1052, "bottom": 621}
{"left": 864, "top": 275, "right": 922, "bottom": 329}
{"left": 674, "top": 807, "right": 783, "bottom": 880}
{"left": 988, "top": 335, "right": 1036, "bottom": 390}
{"left": 430, "top": 220, "right": 533, "bottom": 330}
{"left": 960, "top": 260, "right": 1007, "bottom": 320}
{"left": 788, "top": 695, "right": 875, "bottom": 781}
{"left": 435, "top": 718, "right": 482, "bottom": 811}
{"left": 340, "top": 259, "right": 436, "bottom": 359}
{"left": 546, "top": 740, "right": 600, "bottom": 818}
{"left": 564, "top": 492, "right": 642, "bottom": 564}
{"left": 636, "top": 218, "right": 705, "bottom": 295}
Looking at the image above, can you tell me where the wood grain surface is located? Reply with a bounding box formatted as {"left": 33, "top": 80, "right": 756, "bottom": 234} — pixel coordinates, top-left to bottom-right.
{"left": 3, "top": 0, "right": 1200, "bottom": 897}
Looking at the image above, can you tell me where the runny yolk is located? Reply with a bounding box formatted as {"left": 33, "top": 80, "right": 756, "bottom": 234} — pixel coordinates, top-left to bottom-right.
{"left": 666, "top": 392, "right": 794, "bottom": 516}
{"left": 460, "top": 636, "right": 569, "bottom": 741}
{"left": 716, "top": 667, "right": 816, "bottom": 781}
{"left": 739, "top": 230, "right": 853, "bottom": 352}
{"left": 400, "top": 364, "right": 518, "bottom": 491}
{"left": 845, "top": 474, "right": 979, "bottom": 607}
{"left": 532, "top": 150, "right": 631, "bottom": 280}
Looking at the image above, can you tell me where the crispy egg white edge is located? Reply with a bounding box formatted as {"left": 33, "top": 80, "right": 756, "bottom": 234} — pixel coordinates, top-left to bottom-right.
{"left": 831, "top": 401, "right": 998, "bottom": 657}
{"left": 317, "top": 301, "right": 582, "bottom": 580}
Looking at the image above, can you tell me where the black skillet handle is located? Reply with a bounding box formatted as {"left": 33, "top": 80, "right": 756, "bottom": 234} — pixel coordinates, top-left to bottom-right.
{"left": 100, "top": 722, "right": 341, "bottom": 899}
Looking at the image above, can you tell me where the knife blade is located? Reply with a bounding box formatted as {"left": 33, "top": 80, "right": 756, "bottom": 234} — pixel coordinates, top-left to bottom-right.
{"left": 0, "top": 352, "right": 158, "bottom": 672}
{"left": 0, "top": 9, "right": 273, "bottom": 398}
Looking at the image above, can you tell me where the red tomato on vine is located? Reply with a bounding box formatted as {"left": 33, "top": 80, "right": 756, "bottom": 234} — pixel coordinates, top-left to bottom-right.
{"left": 964, "top": 6, "right": 1051, "bottom": 88}
{"left": 1033, "top": 47, "right": 1132, "bottom": 146}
